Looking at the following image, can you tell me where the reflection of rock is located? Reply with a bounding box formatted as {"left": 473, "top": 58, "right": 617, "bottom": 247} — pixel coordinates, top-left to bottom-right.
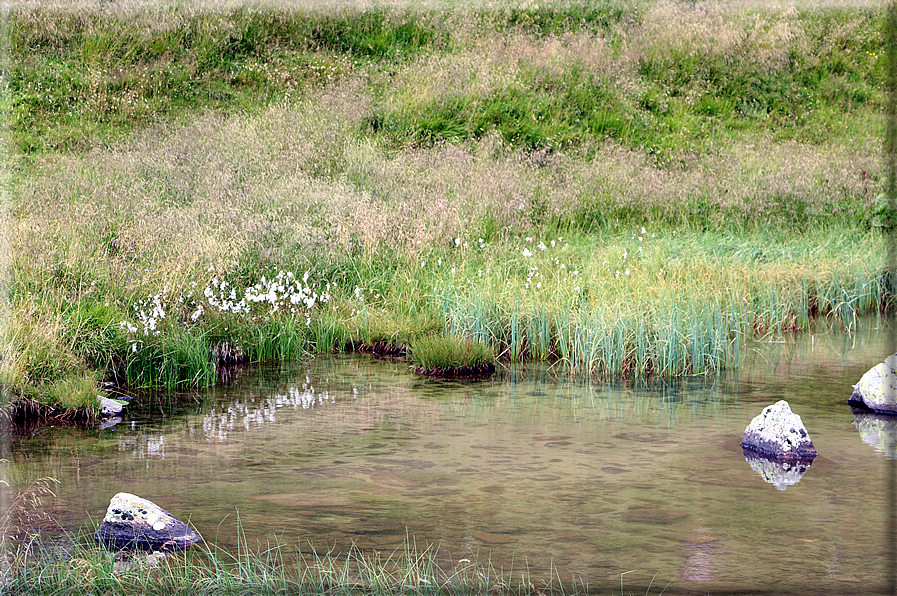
{"left": 95, "top": 493, "right": 201, "bottom": 553}
{"left": 741, "top": 400, "right": 818, "bottom": 462}
{"left": 851, "top": 407, "right": 897, "bottom": 459}
{"left": 743, "top": 448, "right": 813, "bottom": 490}
{"left": 99, "top": 416, "right": 122, "bottom": 430}
{"left": 850, "top": 354, "right": 897, "bottom": 414}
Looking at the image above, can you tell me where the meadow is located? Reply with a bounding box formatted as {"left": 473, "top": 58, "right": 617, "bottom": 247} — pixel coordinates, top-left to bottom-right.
{"left": 1, "top": 0, "right": 890, "bottom": 418}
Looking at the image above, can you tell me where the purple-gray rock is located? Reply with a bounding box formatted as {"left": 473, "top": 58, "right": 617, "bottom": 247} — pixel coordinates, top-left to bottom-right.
{"left": 741, "top": 400, "right": 817, "bottom": 462}
{"left": 95, "top": 493, "right": 201, "bottom": 553}
{"left": 849, "top": 354, "right": 897, "bottom": 415}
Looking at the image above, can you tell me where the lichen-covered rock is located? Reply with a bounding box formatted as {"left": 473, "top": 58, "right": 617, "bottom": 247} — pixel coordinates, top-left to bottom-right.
{"left": 851, "top": 407, "right": 897, "bottom": 459}
{"left": 850, "top": 354, "right": 897, "bottom": 415}
{"left": 741, "top": 400, "right": 817, "bottom": 462}
{"left": 95, "top": 493, "right": 201, "bottom": 553}
{"left": 743, "top": 448, "right": 813, "bottom": 490}
{"left": 98, "top": 396, "right": 124, "bottom": 417}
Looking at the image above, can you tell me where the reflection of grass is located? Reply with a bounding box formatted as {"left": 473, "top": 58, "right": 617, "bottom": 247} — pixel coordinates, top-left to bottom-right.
{"left": 5, "top": 531, "right": 593, "bottom": 595}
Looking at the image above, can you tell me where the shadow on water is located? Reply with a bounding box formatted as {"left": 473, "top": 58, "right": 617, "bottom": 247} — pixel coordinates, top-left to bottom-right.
{"left": 4, "top": 317, "right": 896, "bottom": 594}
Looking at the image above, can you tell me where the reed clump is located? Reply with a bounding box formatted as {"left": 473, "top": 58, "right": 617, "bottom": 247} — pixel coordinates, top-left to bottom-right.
{"left": 409, "top": 335, "right": 496, "bottom": 377}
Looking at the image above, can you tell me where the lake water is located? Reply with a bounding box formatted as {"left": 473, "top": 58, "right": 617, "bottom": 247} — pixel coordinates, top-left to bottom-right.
{"left": 3, "top": 320, "right": 896, "bottom": 594}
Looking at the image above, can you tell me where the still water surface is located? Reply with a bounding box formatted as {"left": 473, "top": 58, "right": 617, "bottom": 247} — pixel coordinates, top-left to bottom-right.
{"left": 4, "top": 322, "right": 896, "bottom": 594}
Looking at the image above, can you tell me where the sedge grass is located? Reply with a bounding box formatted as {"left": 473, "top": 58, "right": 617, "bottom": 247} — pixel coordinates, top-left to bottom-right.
{"left": 3, "top": 529, "right": 591, "bottom": 596}
{"left": 409, "top": 335, "right": 495, "bottom": 376}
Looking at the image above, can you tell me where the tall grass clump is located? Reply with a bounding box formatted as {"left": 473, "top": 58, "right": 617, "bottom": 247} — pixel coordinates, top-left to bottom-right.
{"left": 2, "top": 531, "right": 588, "bottom": 596}
{"left": 409, "top": 335, "right": 495, "bottom": 376}
{"left": 435, "top": 227, "right": 887, "bottom": 378}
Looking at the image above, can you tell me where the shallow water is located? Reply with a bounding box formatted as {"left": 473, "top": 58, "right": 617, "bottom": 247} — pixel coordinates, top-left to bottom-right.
{"left": 3, "top": 321, "right": 896, "bottom": 594}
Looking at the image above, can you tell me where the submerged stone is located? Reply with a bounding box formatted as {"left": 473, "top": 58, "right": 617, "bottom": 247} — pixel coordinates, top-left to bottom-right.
{"left": 741, "top": 400, "right": 817, "bottom": 462}
{"left": 850, "top": 354, "right": 897, "bottom": 415}
{"left": 95, "top": 493, "right": 201, "bottom": 553}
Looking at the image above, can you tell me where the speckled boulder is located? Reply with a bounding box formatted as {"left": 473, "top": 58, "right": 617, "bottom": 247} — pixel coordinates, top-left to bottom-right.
{"left": 95, "top": 493, "right": 201, "bottom": 553}
{"left": 741, "top": 400, "right": 817, "bottom": 462}
{"left": 849, "top": 354, "right": 897, "bottom": 415}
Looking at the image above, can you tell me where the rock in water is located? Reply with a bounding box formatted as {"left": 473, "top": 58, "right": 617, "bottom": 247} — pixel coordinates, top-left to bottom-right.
{"left": 95, "top": 493, "right": 201, "bottom": 553}
{"left": 741, "top": 400, "right": 817, "bottom": 462}
{"left": 850, "top": 354, "right": 897, "bottom": 415}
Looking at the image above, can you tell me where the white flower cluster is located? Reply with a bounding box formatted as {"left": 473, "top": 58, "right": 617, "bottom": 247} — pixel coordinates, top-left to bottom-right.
{"left": 120, "top": 268, "right": 332, "bottom": 347}
{"left": 121, "top": 289, "right": 168, "bottom": 337}
{"left": 243, "top": 270, "right": 329, "bottom": 315}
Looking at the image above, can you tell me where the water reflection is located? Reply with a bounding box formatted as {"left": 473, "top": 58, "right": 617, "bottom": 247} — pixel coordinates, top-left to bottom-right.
{"left": 202, "top": 378, "right": 338, "bottom": 442}
{"left": 6, "top": 319, "right": 895, "bottom": 594}
{"left": 119, "top": 434, "right": 166, "bottom": 460}
{"left": 851, "top": 407, "right": 897, "bottom": 459}
{"left": 742, "top": 449, "right": 814, "bottom": 490}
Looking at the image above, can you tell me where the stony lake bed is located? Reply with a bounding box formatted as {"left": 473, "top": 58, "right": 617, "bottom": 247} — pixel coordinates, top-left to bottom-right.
{"left": 3, "top": 319, "right": 895, "bottom": 595}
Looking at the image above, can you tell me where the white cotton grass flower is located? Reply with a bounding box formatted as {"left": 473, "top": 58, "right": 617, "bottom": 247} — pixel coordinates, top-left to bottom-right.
{"left": 190, "top": 305, "right": 204, "bottom": 322}
{"left": 522, "top": 248, "right": 533, "bottom": 258}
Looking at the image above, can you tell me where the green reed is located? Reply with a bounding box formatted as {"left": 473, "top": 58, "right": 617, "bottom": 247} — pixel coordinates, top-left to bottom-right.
{"left": 408, "top": 335, "right": 495, "bottom": 373}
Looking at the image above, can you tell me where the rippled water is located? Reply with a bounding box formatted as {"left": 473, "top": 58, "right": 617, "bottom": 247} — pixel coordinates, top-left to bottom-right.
{"left": 3, "top": 320, "right": 895, "bottom": 594}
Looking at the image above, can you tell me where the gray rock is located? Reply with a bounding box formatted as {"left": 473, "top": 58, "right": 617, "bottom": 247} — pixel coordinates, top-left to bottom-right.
{"left": 851, "top": 407, "right": 897, "bottom": 459}
{"left": 97, "top": 396, "right": 124, "bottom": 417}
{"left": 743, "top": 448, "right": 813, "bottom": 490}
{"left": 95, "top": 493, "right": 202, "bottom": 553}
{"left": 741, "top": 400, "right": 817, "bottom": 462}
{"left": 850, "top": 354, "right": 897, "bottom": 415}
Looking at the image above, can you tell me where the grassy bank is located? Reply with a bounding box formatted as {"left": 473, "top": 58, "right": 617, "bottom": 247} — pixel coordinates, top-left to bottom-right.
{"left": 4, "top": 531, "right": 594, "bottom": 596}
{"left": 2, "top": 0, "right": 891, "bottom": 417}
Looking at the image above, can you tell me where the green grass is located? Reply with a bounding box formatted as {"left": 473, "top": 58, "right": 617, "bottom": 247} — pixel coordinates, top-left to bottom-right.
{"left": 409, "top": 335, "right": 495, "bottom": 375}
{"left": 9, "top": 7, "right": 447, "bottom": 154}
{"left": 4, "top": 530, "right": 589, "bottom": 596}
{"left": 2, "top": 0, "right": 891, "bottom": 417}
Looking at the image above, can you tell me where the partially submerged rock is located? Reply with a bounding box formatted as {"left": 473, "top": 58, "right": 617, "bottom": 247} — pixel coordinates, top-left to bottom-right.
{"left": 850, "top": 354, "right": 897, "bottom": 415}
{"left": 95, "top": 493, "right": 201, "bottom": 553}
{"left": 98, "top": 396, "right": 124, "bottom": 417}
{"left": 741, "top": 400, "right": 817, "bottom": 462}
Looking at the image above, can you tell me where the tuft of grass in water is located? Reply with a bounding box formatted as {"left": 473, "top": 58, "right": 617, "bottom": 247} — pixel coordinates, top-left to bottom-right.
{"left": 3, "top": 529, "right": 594, "bottom": 596}
{"left": 409, "top": 335, "right": 495, "bottom": 376}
